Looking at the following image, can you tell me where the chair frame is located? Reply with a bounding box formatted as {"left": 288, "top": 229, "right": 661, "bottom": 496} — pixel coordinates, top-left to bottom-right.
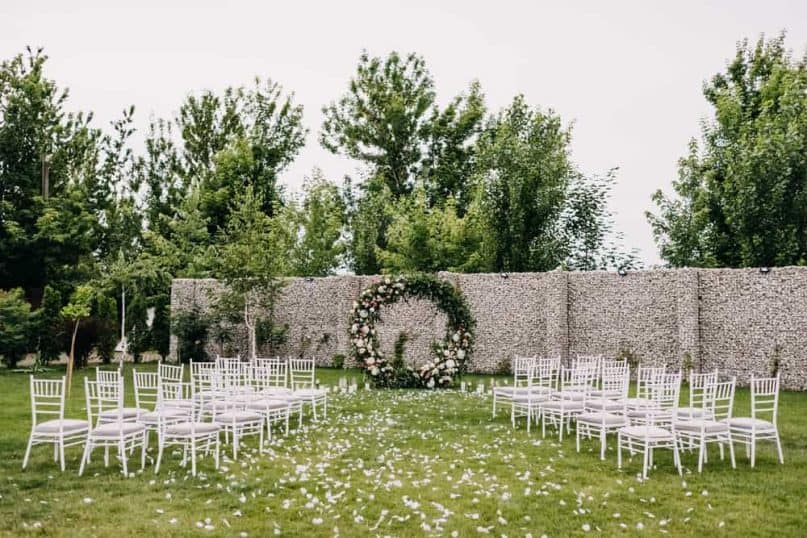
{"left": 79, "top": 377, "right": 147, "bottom": 477}
{"left": 23, "top": 376, "right": 89, "bottom": 472}
{"left": 728, "top": 373, "right": 784, "bottom": 467}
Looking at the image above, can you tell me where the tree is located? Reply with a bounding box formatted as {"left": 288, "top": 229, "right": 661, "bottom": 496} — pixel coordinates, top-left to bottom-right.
{"left": 321, "top": 51, "right": 436, "bottom": 198}
{"left": 0, "top": 288, "right": 33, "bottom": 368}
{"left": 648, "top": 34, "right": 807, "bottom": 267}
{"left": 474, "top": 95, "right": 572, "bottom": 272}
{"left": 35, "top": 284, "right": 64, "bottom": 363}
{"left": 211, "top": 186, "right": 294, "bottom": 359}
{"left": 61, "top": 284, "right": 93, "bottom": 395}
{"left": 562, "top": 170, "right": 640, "bottom": 271}
{"left": 289, "top": 169, "right": 346, "bottom": 276}
{"left": 344, "top": 177, "right": 396, "bottom": 274}
{"left": 376, "top": 185, "right": 488, "bottom": 273}
{"left": 420, "top": 81, "right": 486, "bottom": 215}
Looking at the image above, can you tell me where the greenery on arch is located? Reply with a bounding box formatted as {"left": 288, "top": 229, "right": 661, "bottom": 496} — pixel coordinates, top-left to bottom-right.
{"left": 349, "top": 273, "right": 475, "bottom": 388}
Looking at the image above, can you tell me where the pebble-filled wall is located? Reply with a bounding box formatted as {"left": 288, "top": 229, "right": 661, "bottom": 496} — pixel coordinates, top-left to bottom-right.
{"left": 170, "top": 267, "right": 807, "bottom": 389}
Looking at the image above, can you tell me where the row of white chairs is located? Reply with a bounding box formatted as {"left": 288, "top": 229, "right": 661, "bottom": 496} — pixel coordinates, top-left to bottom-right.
{"left": 494, "top": 356, "right": 784, "bottom": 478}
{"left": 22, "top": 357, "right": 328, "bottom": 476}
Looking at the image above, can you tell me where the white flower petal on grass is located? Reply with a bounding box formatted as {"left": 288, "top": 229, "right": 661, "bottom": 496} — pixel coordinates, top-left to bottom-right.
{"left": 582, "top": 523, "right": 591, "bottom": 532}
{"left": 82, "top": 497, "right": 92, "bottom": 504}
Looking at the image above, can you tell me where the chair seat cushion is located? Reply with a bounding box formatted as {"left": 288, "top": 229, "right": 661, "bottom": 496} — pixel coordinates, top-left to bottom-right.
{"left": 213, "top": 411, "right": 263, "bottom": 424}
{"left": 99, "top": 407, "right": 144, "bottom": 420}
{"left": 577, "top": 412, "right": 626, "bottom": 426}
{"left": 586, "top": 398, "right": 624, "bottom": 412}
{"left": 34, "top": 418, "right": 89, "bottom": 434}
{"left": 140, "top": 408, "right": 188, "bottom": 424}
{"left": 589, "top": 389, "right": 622, "bottom": 399}
{"left": 246, "top": 399, "right": 289, "bottom": 411}
{"left": 676, "top": 407, "right": 710, "bottom": 420}
{"left": 512, "top": 392, "right": 548, "bottom": 403}
{"left": 230, "top": 393, "right": 264, "bottom": 404}
{"left": 619, "top": 425, "right": 674, "bottom": 439}
{"left": 674, "top": 419, "right": 728, "bottom": 433}
{"left": 555, "top": 390, "right": 585, "bottom": 401}
{"left": 294, "top": 388, "right": 327, "bottom": 398}
{"left": 91, "top": 422, "right": 146, "bottom": 438}
{"left": 542, "top": 400, "right": 584, "bottom": 412}
{"left": 627, "top": 408, "right": 672, "bottom": 420}
{"left": 623, "top": 397, "right": 655, "bottom": 408}
{"left": 164, "top": 422, "right": 219, "bottom": 436}
{"left": 724, "top": 417, "right": 777, "bottom": 431}
{"left": 162, "top": 399, "right": 193, "bottom": 409}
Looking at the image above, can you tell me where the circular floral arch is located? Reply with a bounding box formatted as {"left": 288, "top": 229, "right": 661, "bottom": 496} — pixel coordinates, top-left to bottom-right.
{"left": 349, "top": 273, "right": 475, "bottom": 388}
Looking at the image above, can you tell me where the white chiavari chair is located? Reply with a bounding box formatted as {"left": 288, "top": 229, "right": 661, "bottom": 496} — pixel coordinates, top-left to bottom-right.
{"left": 22, "top": 376, "right": 89, "bottom": 472}
{"left": 540, "top": 361, "right": 599, "bottom": 441}
{"left": 676, "top": 369, "right": 719, "bottom": 420}
{"left": 133, "top": 370, "right": 186, "bottom": 444}
{"left": 79, "top": 377, "right": 147, "bottom": 477}
{"left": 492, "top": 356, "right": 536, "bottom": 418}
{"left": 617, "top": 372, "right": 683, "bottom": 479}
{"left": 290, "top": 358, "right": 327, "bottom": 420}
{"left": 576, "top": 364, "right": 630, "bottom": 460}
{"left": 675, "top": 377, "right": 736, "bottom": 472}
{"left": 725, "top": 373, "right": 784, "bottom": 467}
{"left": 246, "top": 361, "right": 293, "bottom": 438}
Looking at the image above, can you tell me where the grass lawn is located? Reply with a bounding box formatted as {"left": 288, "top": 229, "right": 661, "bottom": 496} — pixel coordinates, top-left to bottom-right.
{"left": 0, "top": 364, "right": 805, "bottom": 537}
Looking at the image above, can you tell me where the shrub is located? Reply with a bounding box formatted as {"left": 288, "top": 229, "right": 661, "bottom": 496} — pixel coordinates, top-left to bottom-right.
{"left": 172, "top": 305, "right": 211, "bottom": 364}
{"left": 0, "top": 288, "right": 33, "bottom": 368}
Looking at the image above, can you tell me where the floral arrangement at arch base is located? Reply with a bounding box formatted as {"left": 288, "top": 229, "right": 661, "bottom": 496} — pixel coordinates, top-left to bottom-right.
{"left": 349, "top": 273, "right": 475, "bottom": 388}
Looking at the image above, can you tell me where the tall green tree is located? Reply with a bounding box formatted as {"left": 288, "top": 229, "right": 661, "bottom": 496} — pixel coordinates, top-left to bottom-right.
{"left": 211, "top": 186, "right": 294, "bottom": 358}
{"left": 475, "top": 95, "right": 572, "bottom": 272}
{"left": 289, "top": 169, "right": 346, "bottom": 276}
{"left": 648, "top": 34, "right": 807, "bottom": 267}
{"left": 321, "top": 51, "right": 436, "bottom": 198}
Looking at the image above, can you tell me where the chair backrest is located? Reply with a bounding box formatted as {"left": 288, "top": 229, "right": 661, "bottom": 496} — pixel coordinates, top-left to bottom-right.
{"left": 159, "top": 380, "right": 192, "bottom": 414}
{"left": 216, "top": 357, "right": 241, "bottom": 391}
{"left": 84, "top": 377, "right": 123, "bottom": 426}
{"left": 530, "top": 357, "right": 559, "bottom": 391}
{"left": 159, "top": 361, "right": 184, "bottom": 383}
{"left": 572, "top": 355, "right": 602, "bottom": 371}
{"left": 289, "top": 358, "right": 315, "bottom": 390}
{"left": 253, "top": 358, "right": 288, "bottom": 390}
{"left": 649, "top": 371, "right": 682, "bottom": 413}
{"left": 601, "top": 362, "right": 631, "bottom": 398}
{"left": 512, "top": 356, "right": 536, "bottom": 387}
{"left": 636, "top": 366, "right": 665, "bottom": 399}
{"left": 133, "top": 369, "right": 160, "bottom": 411}
{"left": 190, "top": 360, "right": 215, "bottom": 376}
{"left": 751, "top": 373, "right": 780, "bottom": 425}
{"left": 29, "top": 376, "right": 66, "bottom": 427}
{"left": 710, "top": 377, "right": 736, "bottom": 422}
{"left": 95, "top": 367, "right": 121, "bottom": 385}
{"left": 559, "top": 362, "right": 599, "bottom": 394}
{"left": 687, "top": 369, "right": 719, "bottom": 409}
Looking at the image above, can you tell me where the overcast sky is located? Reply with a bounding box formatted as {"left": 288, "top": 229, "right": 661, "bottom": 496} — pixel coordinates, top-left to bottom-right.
{"left": 2, "top": 1, "right": 806, "bottom": 265}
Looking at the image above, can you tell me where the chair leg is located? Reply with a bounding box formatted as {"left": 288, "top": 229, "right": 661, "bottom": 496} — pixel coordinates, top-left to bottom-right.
{"left": 600, "top": 429, "right": 606, "bottom": 461}
{"left": 59, "top": 438, "right": 66, "bottom": 472}
{"left": 750, "top": 435, "right": 756, "bottom": 468}
{"left": 617, "top": 433, "right": 623, "bottom": 470}
{"left": 22, "top": 434, "right": 34, "bottom": 470}
{"left": 697, "top": 438, "right": 705, "bottom": 473}
{"left": 191, "top": 437, "right": 197, "bottom": 477}
{"left": 141, "top": 431, "right": 147, "bottom": 471}
{"left": 259, "top": 421, "right": 264, "bottom": 454}
{"left": 214, "top": 434, "right": 220, "bottom": 470}
{"left": 575, "top": 426, "right": 581, "bottom": 453}
{"left": 120, "top": 438, "right": 128, "bottom": 477}
{"left": 775, "top": 431, "right": 784, "bottom": 464}
{"left": 673, "top": 440, "right": 682, "bottom": 475}
{"left": 728, "top": 434, "right": 736, "bottom": 469}
{"left": 155, "top": 439, "right": 164, "bottom": 474}
{"left": 323, "top": 398, "right": 327, "bottom": 419}
{"left": 492, "top": 396, "right": 497, "bottom": 418}
{"left": 79, "top": 439, "right": 91, "bottom": 476}
{"left": 642, "top": 443, "right": 649, "bottom": 479}
{"left": 53, "top": 442, "right": 58, "bottom": 462}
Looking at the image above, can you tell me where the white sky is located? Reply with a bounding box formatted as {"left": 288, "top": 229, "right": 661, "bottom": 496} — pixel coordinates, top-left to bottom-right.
{"left": 2, "top": 0, "right": 806, "bottom": 265}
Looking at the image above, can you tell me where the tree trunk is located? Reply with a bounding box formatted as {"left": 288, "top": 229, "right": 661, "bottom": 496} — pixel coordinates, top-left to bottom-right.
{"left": 66, "top": 320, "right": 80, "bottom": 398}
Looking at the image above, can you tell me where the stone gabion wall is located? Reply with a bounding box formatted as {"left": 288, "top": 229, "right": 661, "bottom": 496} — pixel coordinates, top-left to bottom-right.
{"left": 170, "top": 267, "right": 807, "bottom": 390}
